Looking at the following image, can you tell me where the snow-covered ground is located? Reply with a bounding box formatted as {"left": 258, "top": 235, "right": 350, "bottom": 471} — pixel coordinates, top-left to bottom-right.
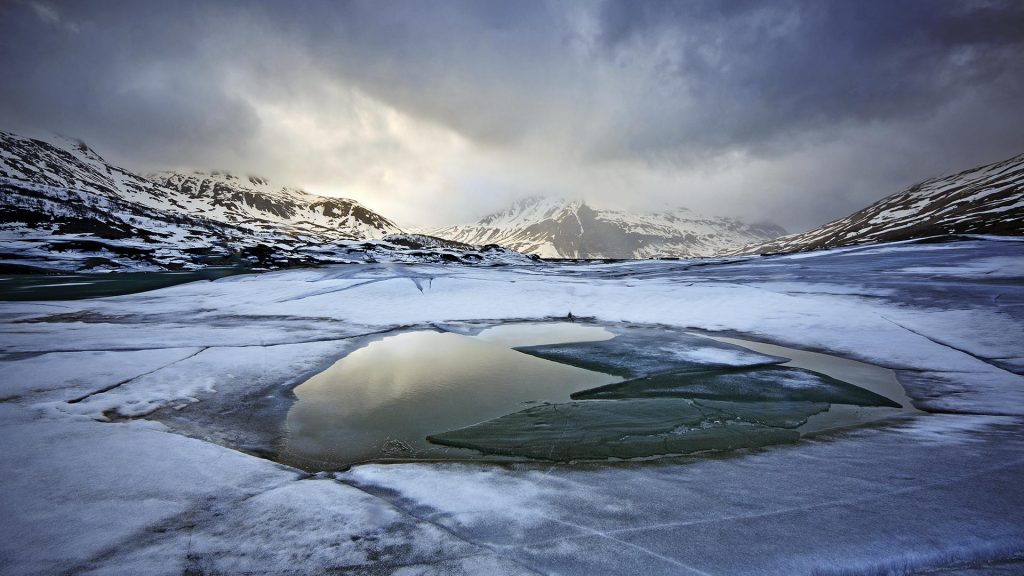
{"left": 1, "top": 236, "right": 1022, "bottom": 574}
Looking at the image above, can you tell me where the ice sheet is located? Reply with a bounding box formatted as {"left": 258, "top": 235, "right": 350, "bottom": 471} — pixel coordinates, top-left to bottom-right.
{"left": 1, "top": 236, "right": 1022, "bottom": 574}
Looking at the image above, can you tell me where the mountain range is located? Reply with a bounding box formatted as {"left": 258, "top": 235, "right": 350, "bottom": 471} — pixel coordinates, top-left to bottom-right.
{"left": 0, "top": 132, "right": 528, "bottom": 272}
{"left": 432, "top": 197, "right": 786, "bottom": 259}
{"left": 1, "top": 129, "right": 1020, "bottom": 272}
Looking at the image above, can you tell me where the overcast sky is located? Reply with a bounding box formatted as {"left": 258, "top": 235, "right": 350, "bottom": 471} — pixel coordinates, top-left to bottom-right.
{"left": 2, "top": 0, "right": 1023, "bottom": 232}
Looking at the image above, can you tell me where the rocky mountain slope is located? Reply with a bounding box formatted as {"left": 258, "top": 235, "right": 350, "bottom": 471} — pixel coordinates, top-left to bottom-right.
{"left": 148, "top": 171, "right": 401, "bottom": 241}
{"left": 735, "top": 153, "right": 1024, "bottom": 255}
{"left": 0, "top": 132, "right": 529, "bottom": 271}
{"left": 1, "top": 177, "right": 273, "bottom": 272}
{"left": 0, "top": 131, "right": 402, "bottom": 242}
{"left": 432, "top": 196, "right": 786, "bottom": 259}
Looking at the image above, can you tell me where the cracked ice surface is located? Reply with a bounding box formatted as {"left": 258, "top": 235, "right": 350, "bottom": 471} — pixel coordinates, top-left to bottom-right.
{"left": 1, "top": 237, "right": 1023, "bottom": 574}
{"left": 347, "top": 413, "right": 1024, "bottom": 575}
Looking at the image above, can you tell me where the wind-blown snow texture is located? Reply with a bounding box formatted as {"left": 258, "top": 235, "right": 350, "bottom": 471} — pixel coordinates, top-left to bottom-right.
{"left": 432, "top": 196, "right": 787, "bottom": 259}
{"left": 1, "top": 236, "right": 1022, "bottom": 574}
{"left": 736, "top": 152, "right": 1024, "bottom": 255}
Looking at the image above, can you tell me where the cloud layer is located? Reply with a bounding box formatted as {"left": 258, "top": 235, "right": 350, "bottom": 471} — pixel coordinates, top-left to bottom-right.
{"left": 2, "top": 0, "right": 1023, "bottom": 230}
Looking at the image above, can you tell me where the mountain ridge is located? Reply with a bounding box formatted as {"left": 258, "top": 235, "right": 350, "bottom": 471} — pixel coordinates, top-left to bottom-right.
{"left": 732, "top": 152, "right": 1024, "bottom": 255}
{"left": 0, "top": 131, "right": 531, "bottom": 271}
{"left": 148, "top": 170, "right": 402, "bottom": 241}
{"left": 432, "top": 196, "right": 787, "bottom": 259}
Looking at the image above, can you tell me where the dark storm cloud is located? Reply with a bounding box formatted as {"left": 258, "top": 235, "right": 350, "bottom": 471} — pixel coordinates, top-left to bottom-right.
{"left": 588, "top": 0, "right": 1024, "bottom": 159}
{"left": 242, "top": 0, "right": 1024, "bottom": 162}
{"left": 661, "top": 0, "right": 1018, "bottom": 156}
{"left": 1, "top": 0, "right": 1022, "bottom": 230}
{"left": 283, "top": 0, "right": 591, "bottom": 146}
{"left": 0, "top": 1, "right": 263, "bottom": 166}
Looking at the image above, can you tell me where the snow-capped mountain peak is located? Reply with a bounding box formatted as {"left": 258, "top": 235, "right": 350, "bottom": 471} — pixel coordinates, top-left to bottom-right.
{"left": 433, "top": 196, "right": 786, "bottom": 259}
{"left": 476, "top": 196, "right": 585, "bottom": 228}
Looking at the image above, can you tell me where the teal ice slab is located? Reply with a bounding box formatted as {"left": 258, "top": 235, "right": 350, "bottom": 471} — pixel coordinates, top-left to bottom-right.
{"left": 571, "top": 365, "right": 901, "bottom": 408}
{"left": 428, "top": 398, "right": 807, "bottom": 460}
{"left": 514, "top": 328, "right": 789, "bottom": 378}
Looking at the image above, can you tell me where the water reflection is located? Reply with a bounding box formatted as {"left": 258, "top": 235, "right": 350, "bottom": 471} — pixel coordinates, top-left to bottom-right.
{"left": 281, "top": 324, "right": 618, "bottom": 469}
{"left": 281, "top": 323, "right": 913, "bottom": 469}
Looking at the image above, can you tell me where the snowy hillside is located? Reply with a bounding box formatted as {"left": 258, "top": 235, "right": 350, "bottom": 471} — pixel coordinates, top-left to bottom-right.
{"left": 735, "top": 152, "right": 1024, "bottom": 255}
{"left": 0, "top": 131, "right": 176, "bottom": 207}
{"left": 0, "top": 131, "right": 402, "bottom": 242}
{"left": 0, "top": 177, "right": 279, "bottom": 272}
{"left": 0, "top": 131, "right": 532, "bottom": 271}
{"left": 432, "top": 196, "right": 786, "bottom": 259}
{"left": 149, "top": 171, "right": 402, "bottom": 241}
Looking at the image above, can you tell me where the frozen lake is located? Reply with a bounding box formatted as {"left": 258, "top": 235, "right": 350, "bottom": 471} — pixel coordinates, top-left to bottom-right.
{"left": 280, "top": 322, "right": 911, "bottom": 470}
{"left": 2, "top": 237, "right": 1021, "bottom": 574}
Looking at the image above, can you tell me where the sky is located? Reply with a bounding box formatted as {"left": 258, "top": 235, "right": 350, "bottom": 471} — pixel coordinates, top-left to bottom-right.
{"left": 2, "top": 0, "right": 1023, "bottom": 232}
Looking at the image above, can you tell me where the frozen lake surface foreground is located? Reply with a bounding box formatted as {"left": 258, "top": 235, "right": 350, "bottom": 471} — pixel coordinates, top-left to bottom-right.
{"left": 1, "top": 236, "right": 1023, "bottom": 574}
{"left": 280, "top": 323, "right": 907, "bottom": 469}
